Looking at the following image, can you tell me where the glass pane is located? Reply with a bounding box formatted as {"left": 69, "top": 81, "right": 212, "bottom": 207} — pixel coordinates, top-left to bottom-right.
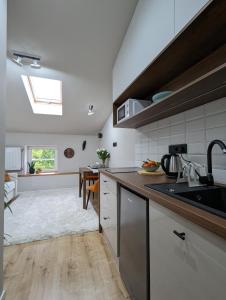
{"left": 33, "top": 159, "right": 55, "bottom": 170}
{"left": 32, "top": 148, "right": 55, "bottom": 159}
{"left": 31, "top": 148, "right": 56, "bottom": 170}
{"left": 29, "top": 76, "right": 62, "bottom": 104}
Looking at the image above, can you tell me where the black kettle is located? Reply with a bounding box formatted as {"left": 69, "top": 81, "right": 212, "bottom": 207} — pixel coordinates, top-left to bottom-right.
{"left": 161, "top": 153, "right": 182, "bottom": 178}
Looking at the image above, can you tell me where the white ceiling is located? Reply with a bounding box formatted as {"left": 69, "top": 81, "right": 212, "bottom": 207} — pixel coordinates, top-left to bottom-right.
{"left": 6, "top": 0, "right": 138, "bottom": 134}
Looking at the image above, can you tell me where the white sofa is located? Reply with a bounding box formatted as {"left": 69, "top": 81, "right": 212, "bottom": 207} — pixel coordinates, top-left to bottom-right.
{"left": 4, "top": 173, "right": 18, "bottom": 203}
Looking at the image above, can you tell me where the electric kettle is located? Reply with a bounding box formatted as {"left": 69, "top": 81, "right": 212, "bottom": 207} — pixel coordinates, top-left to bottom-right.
{"left": 161, "top": 153, "right": 182, "bottom": 178}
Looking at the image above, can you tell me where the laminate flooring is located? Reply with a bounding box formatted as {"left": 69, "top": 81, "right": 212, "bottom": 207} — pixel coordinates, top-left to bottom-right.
{"left": 4, "top": 231, "right": 130, "bottom": 300}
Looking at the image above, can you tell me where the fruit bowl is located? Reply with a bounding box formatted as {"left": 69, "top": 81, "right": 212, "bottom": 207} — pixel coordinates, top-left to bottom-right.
{"left": 142, "top": 160, "right": 160, "bottom": 172}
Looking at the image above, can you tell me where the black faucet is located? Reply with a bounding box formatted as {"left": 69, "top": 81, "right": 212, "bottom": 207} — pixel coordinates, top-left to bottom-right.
{"left": 206, "top": 139, "right": 226, "bottom": 186}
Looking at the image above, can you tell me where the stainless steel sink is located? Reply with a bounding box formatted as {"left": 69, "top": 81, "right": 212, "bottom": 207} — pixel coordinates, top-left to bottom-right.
{"left": 145, "top": 183, "right": 226, "bottom": 219}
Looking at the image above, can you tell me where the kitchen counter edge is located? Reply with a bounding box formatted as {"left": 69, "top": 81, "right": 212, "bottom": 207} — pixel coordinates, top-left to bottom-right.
{"left": 100, "top": 169, "right": 226, "bottom": 240}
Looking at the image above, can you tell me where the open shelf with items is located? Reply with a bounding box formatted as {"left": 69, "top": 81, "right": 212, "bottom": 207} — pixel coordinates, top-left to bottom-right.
{"left": 113, "top": 0, "right": 226, "bottom": 128}
{"left": 114, "top": 64, "right": 226, "bottom": 128}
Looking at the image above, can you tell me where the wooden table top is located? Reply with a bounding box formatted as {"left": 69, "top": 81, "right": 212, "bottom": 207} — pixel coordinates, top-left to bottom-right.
{"left": 100, "top": 169, "right": 226, "bottom": 240}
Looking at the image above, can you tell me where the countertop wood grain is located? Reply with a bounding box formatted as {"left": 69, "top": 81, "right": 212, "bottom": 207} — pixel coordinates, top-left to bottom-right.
{"left": 100, "top": 169, "right": 226, "bottom": 240}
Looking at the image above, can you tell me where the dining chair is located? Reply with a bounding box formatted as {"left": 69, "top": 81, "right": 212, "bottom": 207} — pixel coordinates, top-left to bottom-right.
{"left": 86, "top": 180, "right": 99, "bottom": 209}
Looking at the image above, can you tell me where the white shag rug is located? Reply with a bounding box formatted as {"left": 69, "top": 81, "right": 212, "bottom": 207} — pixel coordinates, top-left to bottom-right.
{"left": 4, "top": 188, "right": 98, "bottom": 246}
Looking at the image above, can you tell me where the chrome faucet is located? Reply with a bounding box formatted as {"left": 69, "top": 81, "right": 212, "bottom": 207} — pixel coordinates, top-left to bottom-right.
{"left": 206, "top": 139, "right": 226, "bottom": 186}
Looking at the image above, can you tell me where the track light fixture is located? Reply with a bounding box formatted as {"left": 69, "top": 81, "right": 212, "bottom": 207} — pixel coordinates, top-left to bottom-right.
{"left": 10, "top": 51, "right": 41, "bottom": 69}
{"left": 12, "top": 56, "right": 23, "bottom": 67}
{"left": 30, "top": 59, "right": 41, "bottom": 69}
{"left": 88, "top": 105, "right": 94, "bottom": 116}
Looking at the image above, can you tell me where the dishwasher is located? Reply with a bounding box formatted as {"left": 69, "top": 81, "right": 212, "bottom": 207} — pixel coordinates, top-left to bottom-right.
{"left": 119, "top": 186, "right": 149, "bottom": 300}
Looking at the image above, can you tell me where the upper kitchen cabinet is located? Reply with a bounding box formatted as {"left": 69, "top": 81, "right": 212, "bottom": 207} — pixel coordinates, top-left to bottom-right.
{"left": 112, "top": 0, "right": 226, "bottom": 128}
{"left": 113, "top": 0, "right": 174, "bottom": 101}
{"left": 175, "top": 0, "right": 211, "bottom": 35}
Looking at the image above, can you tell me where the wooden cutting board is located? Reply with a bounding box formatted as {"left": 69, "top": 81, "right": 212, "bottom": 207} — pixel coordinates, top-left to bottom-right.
{"left": 138, "top": 170, "right": 164, "bottom": 176}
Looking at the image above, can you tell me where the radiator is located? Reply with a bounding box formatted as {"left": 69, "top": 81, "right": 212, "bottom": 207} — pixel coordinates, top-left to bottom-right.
{"left": 5, "top": 147, "right": 22, "bottom": 171}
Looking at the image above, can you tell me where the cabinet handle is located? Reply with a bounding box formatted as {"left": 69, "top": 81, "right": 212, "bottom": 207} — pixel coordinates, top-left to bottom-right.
{"left": 103, "top": 217, "right": 110, "bottom": 220}
{"left": 103, "top": 180, "right": 108, "bottom": 183}
{"left": 104, "top": 192, "right": 110, "bottom": 195}
{"left": 173, "top": 230, "right": 186, "bottom": 240}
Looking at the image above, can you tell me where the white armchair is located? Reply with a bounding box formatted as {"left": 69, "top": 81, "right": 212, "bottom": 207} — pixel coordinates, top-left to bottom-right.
{"left": 4, "top": 173, "right": 18, "bottom": 203}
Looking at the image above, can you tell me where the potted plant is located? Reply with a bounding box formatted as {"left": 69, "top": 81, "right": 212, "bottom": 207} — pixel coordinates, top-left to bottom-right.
{"left": 96, "top": 148, "right": 110, "bottom": 167}
{"left": 4, "top": 188, "right": 12, "bottom": 214}
{"left": 28, "top": 161, "right": 36, "bottom": 174}
{"left": 4, "top": 188, "right": 12, "bottom": 241}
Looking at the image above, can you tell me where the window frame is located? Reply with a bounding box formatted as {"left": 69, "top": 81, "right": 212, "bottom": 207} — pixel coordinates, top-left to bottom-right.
{"left": 21, "top": 75, "right": 63, "bottom": 116}
{"left": 28, "top": 76, "right": 62, "bottom": 104}
{"left": 27, "top": 146, "right": 58, "bottom": 173}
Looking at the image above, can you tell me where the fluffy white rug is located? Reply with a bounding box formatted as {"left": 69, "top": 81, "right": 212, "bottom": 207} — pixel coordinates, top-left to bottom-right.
{"left": 4, "top": 188, "right": 98, "bottom": 246}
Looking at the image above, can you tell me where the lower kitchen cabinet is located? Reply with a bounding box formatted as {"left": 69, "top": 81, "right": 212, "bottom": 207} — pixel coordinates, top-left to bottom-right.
{"left": 149, "top": 199, "right": 226, "bottom": 300}
{"left": 100, "top": 174, "right": 118, "bottom": 257}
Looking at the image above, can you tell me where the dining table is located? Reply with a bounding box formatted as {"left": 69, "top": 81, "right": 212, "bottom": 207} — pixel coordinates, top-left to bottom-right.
{"left": 79, "top": 167, "right": 99, "bottom": 209}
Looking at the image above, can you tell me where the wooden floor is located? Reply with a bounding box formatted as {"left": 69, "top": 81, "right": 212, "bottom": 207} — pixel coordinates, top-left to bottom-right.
{"left": 4, "top": 232, "right": 130, "bottom": 300}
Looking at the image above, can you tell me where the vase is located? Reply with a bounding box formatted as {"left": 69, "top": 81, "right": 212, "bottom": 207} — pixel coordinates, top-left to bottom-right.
{"left": 29, "top": 168, "right": 35, "bottom": 174}
{"left": 101, "top": 159, "right": 106, "bottom": 168}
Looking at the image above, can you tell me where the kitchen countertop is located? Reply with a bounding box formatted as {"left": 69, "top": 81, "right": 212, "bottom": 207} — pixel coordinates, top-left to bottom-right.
{"left": 100, "top": 169, "right": 226, "bottom": 240}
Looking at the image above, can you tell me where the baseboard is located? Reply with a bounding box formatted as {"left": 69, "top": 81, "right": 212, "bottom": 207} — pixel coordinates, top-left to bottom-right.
{"left": 0, "top": 290, "right": 6, "bottom": 300}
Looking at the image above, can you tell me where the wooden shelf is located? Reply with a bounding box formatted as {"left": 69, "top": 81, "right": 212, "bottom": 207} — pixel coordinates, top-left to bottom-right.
{"left": 113, "top": 0, "right": 226, "bottom": 127}
{"left": 114, "top": 64, "right": 226, "bottom": 128}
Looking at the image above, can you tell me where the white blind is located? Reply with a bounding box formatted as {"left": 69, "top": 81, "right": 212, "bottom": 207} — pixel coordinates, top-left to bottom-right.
{"left": 5, "top": 147, "right": 22, "bottom": 171}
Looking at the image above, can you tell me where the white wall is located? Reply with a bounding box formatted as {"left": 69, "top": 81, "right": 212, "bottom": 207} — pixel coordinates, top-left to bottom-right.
{"left": 113, "top": 0, "right": 174, "bottom": 100}
{"left": 0, "top": 0, "right": 6, "bottom": 296}
{"left": 101, "top": 98, "right": 226, "bottom": 184}
{"left": 6, "top": 132, "right": 100, "bottom": 191}
{"left": 100, "top": 114, "right": 137, "bottom": 168}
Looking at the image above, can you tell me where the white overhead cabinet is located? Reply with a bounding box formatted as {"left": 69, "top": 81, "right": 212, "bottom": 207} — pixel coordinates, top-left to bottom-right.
{"left": 174, "top": 0, "right": 211, "bottom": 35}
{"left": 113, "top": 0, "right": 174, "bottom": 101}
{"left": 113, "top": 0, "right": 212, "bottom": 102}
{"left": 149, "top": 199, "right": 226, "bottom": 300}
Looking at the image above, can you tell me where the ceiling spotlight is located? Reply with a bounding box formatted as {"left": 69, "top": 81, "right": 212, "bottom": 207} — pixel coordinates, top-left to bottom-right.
{"left": 30, "top": 59, "right": 41, "bottom": 69}
{"left": 12, "top": 56, "right": 23, "bottom": 67}
{"left": 88, "top": 105, "right": 94, "bottom": 116}
{"left": 10, "top": 50, "right": 41, "bottom": 69}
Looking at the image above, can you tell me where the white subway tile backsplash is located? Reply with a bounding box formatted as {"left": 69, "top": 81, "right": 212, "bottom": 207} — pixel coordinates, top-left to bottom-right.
{"left": 157, "top": 127, "right": 170, "bottom": 138}
{"left": 206, "top": 127, "right": 226, "bottom": 141}
{"left": 186, "top": 118, "right": 205, "bottom": 132}
{"left": 188, "top": 143, "right": 206, "bottom": 155}
{"left": 205, "top": 97, "right": 226, "bottom": 116}
{"left": 134, "top": 98, "right": 226, "bottom": 182}
{"left": 170, "top": 112, "right": 185, "bottom": 125}
{"left": 186, "top": 130, "right": 205, "bottom": 143}
{"left": 185, "top": 106, "right": 204, "bottom": 121}
{"left": 157, "top": 117, "right": 170, "bottom": 129}
{"left": 170, "top": 123, "right": 185, "bottom": 136}
{"left": 170, "top": 134, "right": 186, "bottom": 144}
{"left": 205, "top": 112, "right": 226, "bottom": 129}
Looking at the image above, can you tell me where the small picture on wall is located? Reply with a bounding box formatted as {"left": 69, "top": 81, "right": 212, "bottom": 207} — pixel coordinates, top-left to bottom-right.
{"left": 64, "top": 148, "right": 75, "bottom": 158}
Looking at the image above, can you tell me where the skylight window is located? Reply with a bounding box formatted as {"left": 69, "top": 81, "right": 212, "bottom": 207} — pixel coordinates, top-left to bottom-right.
{"left": 21, "top": 75, "right": 63, "bottom": 115}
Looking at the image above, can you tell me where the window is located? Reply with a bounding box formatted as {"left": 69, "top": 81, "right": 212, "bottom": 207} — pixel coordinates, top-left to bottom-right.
{"left": 21, "top": 75, "right": 63, "bottom": 115}
{"left": 28, "top": 147, "right": 58, "bottom": 172}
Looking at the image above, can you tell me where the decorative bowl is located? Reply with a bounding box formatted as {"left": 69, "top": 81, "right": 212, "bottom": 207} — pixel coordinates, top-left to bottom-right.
{"left": 152, "top": 91, "right": 173, "bottom": 102}
{"left": 142, "top": 163, "right": 160, "bottom": 172}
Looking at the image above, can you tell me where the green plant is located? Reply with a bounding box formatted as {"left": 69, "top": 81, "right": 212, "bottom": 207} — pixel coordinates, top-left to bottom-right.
{"left": 96, "top": 148, "right": 110, "bottom": 166}
{"left": 4, "top": 188, "right": 12, "bottom": 214}
{"left": 28, "top": 161, "right": 36, "bottom": 169}
{"left": 28, "top": 161, "right": 36, "bottom": 174}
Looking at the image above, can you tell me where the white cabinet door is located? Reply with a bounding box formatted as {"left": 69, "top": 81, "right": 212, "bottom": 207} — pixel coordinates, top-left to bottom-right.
{"left": 149, "top": 199, "right": 226, "bottom": 300}
{"left": 175, "top": 0, "right": 211, "bottom": 35}
{"left": 100, "top": 174, "right": 118, "bottom": 257}
{"left": 113, "top": 0, "right": 174, "bottom": 101}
